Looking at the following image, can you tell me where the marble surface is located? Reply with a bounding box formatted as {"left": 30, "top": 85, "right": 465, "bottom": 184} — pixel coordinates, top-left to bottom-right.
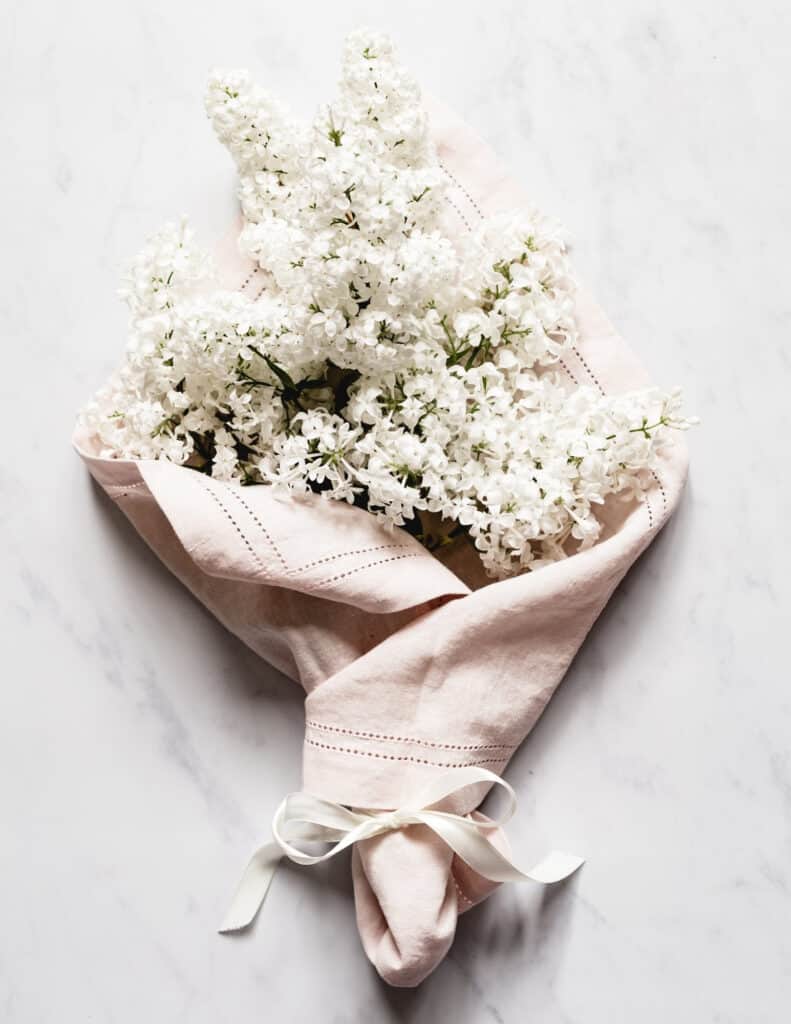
{"left": 2, "top": 1, "right": 789, "bottom": 1021}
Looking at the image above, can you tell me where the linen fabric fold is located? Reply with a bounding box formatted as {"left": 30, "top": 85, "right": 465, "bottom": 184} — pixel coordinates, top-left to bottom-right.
{"left": 75, "top": 96, "right": 688, "bottom": 986}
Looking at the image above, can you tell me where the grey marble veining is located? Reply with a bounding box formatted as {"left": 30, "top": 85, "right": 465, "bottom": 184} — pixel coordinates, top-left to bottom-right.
{"left": 1, "top": 2, "right": 789, "bottom": 1021}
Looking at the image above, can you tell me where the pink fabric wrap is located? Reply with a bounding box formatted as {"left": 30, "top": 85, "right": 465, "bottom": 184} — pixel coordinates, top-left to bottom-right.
{"left": 74, "top": 97, "right": 688, "bottom": 986}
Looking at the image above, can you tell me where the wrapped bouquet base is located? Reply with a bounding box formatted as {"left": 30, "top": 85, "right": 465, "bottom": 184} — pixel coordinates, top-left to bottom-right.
{"left": 76, "top": 94, "right": 688, "bottom": 985}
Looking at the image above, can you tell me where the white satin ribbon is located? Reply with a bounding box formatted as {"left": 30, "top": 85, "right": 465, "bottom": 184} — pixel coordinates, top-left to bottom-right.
{"left": 219, "top": 766, "right": 583, "bottom": 933}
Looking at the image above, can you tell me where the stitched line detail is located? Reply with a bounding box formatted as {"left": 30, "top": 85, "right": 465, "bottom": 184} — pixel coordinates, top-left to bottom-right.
{"left": 239, "top": 266, "right": 260, "bottom": 291}
{"left": 198, "top": 478, "right": 267, "bottom": 575}
{"left": 306, "top": 720, "right": 513, "bottom": 753}
{"left": 558, "top": 358, "right": 579, "bottom": 385}
{"left": 644, "top": 492, "right": 654, "bottom": 530}
{"left": 290, "top": 544, "right": 410, "bottom": 574}
{"left": 445, "top": 192, "right": 473, "bottom": 233}
{"left": 440, "top": 160, "right": 485, "bottom": 220}
{"left": 199, "top": 465, "right": 418, "bottom": 581}
{"left": 305, "top": 737, "right": 509, "bottom": 769}
{"left": 650, "top": 469, "right": 668, "bottom": 513}
{"left": 571, "top": 345, "right": 606, "bottom": 397}
{"left": 199, "top": 478, "right": 422, "bottom": 584}
{"left": 210, "top": 487, "right": 417, "bottom": 580}
{"left": 104, "top": 481, "right": 149, "bottom": 493}
{"left": 311, "top": 552, "right": 420, "bottom": 587}
{"left": 453, "top": 874, "right": 474, "bottom": 907}
{"left": 226, "top": 488, "right": 290, "bottom": 573}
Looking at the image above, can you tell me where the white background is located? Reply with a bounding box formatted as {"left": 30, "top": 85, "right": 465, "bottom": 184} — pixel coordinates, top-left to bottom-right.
{"left": 2, "top": 2, "right": 790, "bottom": 1021}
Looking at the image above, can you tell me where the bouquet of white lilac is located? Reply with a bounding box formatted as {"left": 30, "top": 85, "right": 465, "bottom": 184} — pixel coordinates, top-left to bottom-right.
{"left": 81, "top": 30, "right": 692, "bottom": 579}
{"left": 76, "top": 31, "right": 694, "bottom": 986}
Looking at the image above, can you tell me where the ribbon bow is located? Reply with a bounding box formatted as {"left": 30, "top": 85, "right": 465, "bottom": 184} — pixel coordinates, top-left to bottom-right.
{"left": 220, "top": 765, "right": 583, "bottom": 933}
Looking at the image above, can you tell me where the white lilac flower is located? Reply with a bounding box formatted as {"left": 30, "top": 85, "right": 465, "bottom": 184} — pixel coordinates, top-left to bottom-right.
{"left": 81, "top": 30, "right": 695, "bottom": 580}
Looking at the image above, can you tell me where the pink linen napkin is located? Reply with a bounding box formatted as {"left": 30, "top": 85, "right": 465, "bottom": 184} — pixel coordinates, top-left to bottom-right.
{"left": 75, "top": 96, "right": 688, "bottom": 986}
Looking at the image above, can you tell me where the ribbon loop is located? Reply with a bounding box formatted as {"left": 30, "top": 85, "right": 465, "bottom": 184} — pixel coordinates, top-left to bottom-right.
{"left": 219, "top": 766, "right": 583, "bottom": 934}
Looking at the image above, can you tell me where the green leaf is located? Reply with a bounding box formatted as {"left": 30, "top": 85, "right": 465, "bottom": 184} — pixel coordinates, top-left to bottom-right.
{"left": 262, "top": 355, "right": 296, "bottom": 391}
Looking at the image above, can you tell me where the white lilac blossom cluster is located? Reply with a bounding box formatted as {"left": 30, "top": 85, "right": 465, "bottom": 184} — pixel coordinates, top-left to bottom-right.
{"left": 82, "top": 30, "right": 694, "bottom": 578}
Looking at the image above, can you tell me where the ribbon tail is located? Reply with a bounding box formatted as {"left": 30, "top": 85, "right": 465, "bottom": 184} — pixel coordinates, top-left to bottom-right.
{"left": 522, "top": 850, "right": 585, "bottom": 884}
{"left": 219, "top": 842, "right": 283, "bottom": 934}
{"left": 423, "top": 812, "right": 584, "bottom": 885}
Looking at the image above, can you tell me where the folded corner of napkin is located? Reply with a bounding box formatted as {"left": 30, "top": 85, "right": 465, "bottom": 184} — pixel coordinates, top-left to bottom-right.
{"left": 350, "top": 814, "right": 509, "bottom": 987}
{"left": 352, "top": 825, "right": 457, "bottom": 986}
